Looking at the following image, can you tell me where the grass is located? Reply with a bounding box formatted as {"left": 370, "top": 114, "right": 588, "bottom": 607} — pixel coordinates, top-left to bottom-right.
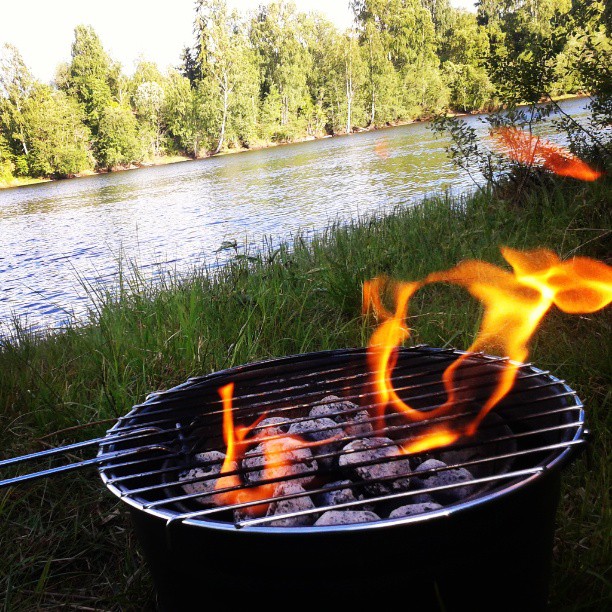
{"left": 0, "top": 174, "right": 610, "bottom": 610}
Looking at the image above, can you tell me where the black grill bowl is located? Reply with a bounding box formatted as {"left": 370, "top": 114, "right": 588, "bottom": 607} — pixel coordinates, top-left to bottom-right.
{"left": 99, "top": 347, "right": 585, "bottom": 611}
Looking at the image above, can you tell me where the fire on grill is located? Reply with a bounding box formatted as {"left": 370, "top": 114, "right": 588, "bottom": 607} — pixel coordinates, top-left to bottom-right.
{"left": 147, "top": 245, "right": 609, "bottom": 529}
{"left": 175, "top": 386, "right": 505, "bottom": 528}
{"left": 1, "top": 246, "right": 610, "bottom": 610}
{"left": 125, "top": 345, "right": 582, "bottom": 530}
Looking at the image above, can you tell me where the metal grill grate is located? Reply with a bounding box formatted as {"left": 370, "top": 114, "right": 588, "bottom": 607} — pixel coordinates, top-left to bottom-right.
{"left": 0, "top": 347, "right": 585, "bottom": 531}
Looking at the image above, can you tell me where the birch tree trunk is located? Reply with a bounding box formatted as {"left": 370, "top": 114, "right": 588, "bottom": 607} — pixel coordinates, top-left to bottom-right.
{"left": 214, "top": 73, "right": 229, "bottom": 154}
{"left": 346, "top": 72, "right": 353, "bottom": 134}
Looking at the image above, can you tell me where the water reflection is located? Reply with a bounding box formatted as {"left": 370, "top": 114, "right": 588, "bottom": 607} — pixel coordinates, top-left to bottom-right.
{"left": 0, "top": 98, "right": 592, "bottom": 332}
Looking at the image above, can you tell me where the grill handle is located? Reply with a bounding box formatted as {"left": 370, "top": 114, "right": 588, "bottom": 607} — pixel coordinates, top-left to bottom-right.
{"left": 0, "top": 427, "right": 170, "bottom": 489}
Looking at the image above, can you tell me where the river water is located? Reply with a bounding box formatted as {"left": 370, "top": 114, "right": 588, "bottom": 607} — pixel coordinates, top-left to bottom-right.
{"left": 0, "top": 98, "right": 591, "bottom": 333}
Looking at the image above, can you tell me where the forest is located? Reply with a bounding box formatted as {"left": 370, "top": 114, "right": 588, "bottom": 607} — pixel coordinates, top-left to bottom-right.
{"left": 0, "top": 0, "right": 609, "bottom": 183}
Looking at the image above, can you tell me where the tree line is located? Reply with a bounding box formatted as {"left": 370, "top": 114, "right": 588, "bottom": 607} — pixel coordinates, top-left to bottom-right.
{"left": 0, "top": 0, "right": 609, "bottom": 183}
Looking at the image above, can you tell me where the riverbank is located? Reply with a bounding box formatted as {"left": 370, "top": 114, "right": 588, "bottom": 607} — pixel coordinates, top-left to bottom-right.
{"left": 0, "top": 175, "right": 53, "bottom": 189}
{"left": 0, "top": 121, "right": 421, "bottom": 190}
{"left": 0, "top": 154, "right": 194, "bottom": 190}
{"left": 0, "top": 94, "right": 590, "bottom": 191}
{"left": 0, "top": 174, "right": 609, "bottom": 610}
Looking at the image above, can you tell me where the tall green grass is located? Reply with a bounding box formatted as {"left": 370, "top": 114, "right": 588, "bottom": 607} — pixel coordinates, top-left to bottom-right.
{"left": 0, "top": 176, "right": 610, "bottom": 610}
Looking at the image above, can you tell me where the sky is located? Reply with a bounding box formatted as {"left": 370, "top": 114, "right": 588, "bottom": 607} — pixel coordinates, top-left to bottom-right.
{"left": 0, "top": 0, "right": 477, "bottom": 84}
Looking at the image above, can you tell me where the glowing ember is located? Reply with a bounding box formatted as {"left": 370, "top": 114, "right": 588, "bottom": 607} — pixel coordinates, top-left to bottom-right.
{"left": 364, "top": 247, "right": 612, "bottom": 448}
{"left": 491, "top": 127, "right": 603, "bottom": 181}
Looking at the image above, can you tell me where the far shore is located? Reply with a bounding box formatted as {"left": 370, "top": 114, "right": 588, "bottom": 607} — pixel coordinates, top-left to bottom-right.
{"left": 0, "top": 119, "right": 423, "bottom": 191}
{"left": 0, "top": 93, "right": 589, "bottom": 192}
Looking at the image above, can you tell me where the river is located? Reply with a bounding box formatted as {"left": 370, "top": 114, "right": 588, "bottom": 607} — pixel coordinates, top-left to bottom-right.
{"left": 0, "top": 97, "right": 592, "bottom": 333}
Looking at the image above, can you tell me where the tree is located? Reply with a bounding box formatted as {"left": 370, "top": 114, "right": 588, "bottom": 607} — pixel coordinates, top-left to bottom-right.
{"left": 21, "top": 84, "right": 92, "bottom": 178}
{"left": 62, "top": 25, "right": 119, "bottom": 134}
{"left": 250, "top": 1, "right": 312, "bottom": 139}
{"left": 439, "top": 9, "right": 494, "bottom": 111}
{"left": 126, "top": 61, "right": 168, "bottom": 157}
{"left": 341, "top": 31, "right": 366, "bottom": 133}
{"left": 0, "top": 44, "right": 34, "bottom": 157}
{"left": 130, "top": 60, "right": 164, "bottom": 92}
{"left": 300, "top": 12, "right": 343, "bottom": 135}
{"left": 422, "top": 0, "right": 454, "bottom": 37}
{"left": 0, "top": 45, "right": 92, "bottom": 178}
{"left": 180, "top": 46, "right": 200, "bottom": 87}
{"left": 134, "top": 80, "right": 166, "bottom": 157}
{"left": 439, "top": 8, "right": 489, "bottom": 67}
{"left": 443, "top": 61, "right": 494, "bottom": 111}
{"left": 194, "top": 0, "right": 254, "bottom": 153}
{"left": 551, "top": 1, "right": 612, "bottom": 162}
{"left": 397, "top": 1, "right": 445, "bottom": 114}
{"left": 477, "top": 0, "right": 573, "bottom": 102}
{"left": 224, "top": 47, "right": 260, "bottom": 148}
{"left": 359, "top": 16, "right": 400, "bottom": 124}
{"left": 0, "top": 130, "right": 13, "bottom": 183}
{"left": 163, "top": 70, "right": 218, "bottom": 158}
{"left": 96, "top": 104, "right": 143, "bottom": 169}
{"left": 352, "top": 0, "right": 444, "bottom": 122}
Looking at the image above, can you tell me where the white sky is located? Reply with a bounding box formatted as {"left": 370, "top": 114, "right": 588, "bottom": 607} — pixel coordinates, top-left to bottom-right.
{"left": 0, "top": 0, "right": 477, "bottom": 84}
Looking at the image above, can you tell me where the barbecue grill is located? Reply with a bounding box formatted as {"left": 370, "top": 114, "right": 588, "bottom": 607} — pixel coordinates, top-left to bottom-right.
{"left": 1, "top": 346, "right": 586, "bottom": 611}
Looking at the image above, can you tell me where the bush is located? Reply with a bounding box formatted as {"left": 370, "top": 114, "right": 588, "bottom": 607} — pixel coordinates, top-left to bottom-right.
{"left": 0, "top": 159, "right": 13, "bottom": 183}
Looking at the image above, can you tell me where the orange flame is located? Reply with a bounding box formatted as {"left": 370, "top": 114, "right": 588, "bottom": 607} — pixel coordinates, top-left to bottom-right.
{"left": 213, "top": 383, "right": 276, "bottom": 515}
{"left": 365, "top": 248, "right": 612, "bottom": 450}
{"left": 491, "top": 127, "right": 603, "bottom": 181}
{"left": 214, "top": 383, "right": 340, "bottom": 516}
{"left": 363, "top": 277, "right": 422, "bottom": 430}
{"left": 401, "top": 426, "right": 460, "bottom": 455}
